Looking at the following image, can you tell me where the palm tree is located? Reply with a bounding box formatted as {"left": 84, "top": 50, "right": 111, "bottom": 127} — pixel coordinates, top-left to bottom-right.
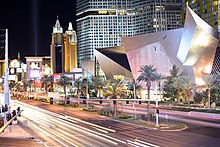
{"left": 127, "top": 80, "right": 142, "bottom": 99}
{"left": 137, "top": 65, "right": 159, "bottom": 113}
{"left": 73, "top": 77, "right": 82, "bottom": 104}
{"left": 173, "top": 76, "right": 183, "bottom": 104}
{"left": 22, "top": 80, "right": 33, "bottom": 94}
{"left": 81, "top": 78, "right": 89, "bottom": 97}
{"left": 180, "top": 75, "right": 195, "bottom": 107}
{"left": 57, "top": 76, "right": 71, "bottom": 105}
{"left": 202, "top": 74, "right": 216, "bottom": 111}
{"left": 40, "top": 75, "right": 54, "bottom": 93}
{"left": 91, "top": 76, "right": 105, "bottom": 98}
{"left": 105, "top": 79, "right": 127, "bottom": 116}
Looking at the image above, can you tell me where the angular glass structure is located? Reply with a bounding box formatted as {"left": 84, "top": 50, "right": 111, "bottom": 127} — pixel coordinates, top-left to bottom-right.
{"left": 76, "top": 0, "right": 182, "bottom": 67}
{"left": 95, "top": 7, "right": 219, "bottom": 85}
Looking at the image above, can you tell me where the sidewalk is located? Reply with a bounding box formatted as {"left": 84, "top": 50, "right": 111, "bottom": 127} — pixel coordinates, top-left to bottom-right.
{"left": 0, "top": 122, "right": 44, "bottom": 147}
{"left": 1, "top": 122, "right": 28, "bottom": 138}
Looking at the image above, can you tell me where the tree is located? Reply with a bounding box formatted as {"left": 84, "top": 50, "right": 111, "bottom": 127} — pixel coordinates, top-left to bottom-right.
{"left": 73, "top": 77, "right": 82, "bottom": 104}
{"left": 23, "top": 80, "right": 33, "bottom": 93}
{"left": 137, "top": 65, "right": 159, "bottom": 113}
{"left": 105, "top": 79, "right": 127, "bottom": 116}
{"left": 40, "top": 75, "right": 54, "bottom": 93}
{"left": 194, "top": 91, "right": 206, "bottom": 104}
{"left": 163, "top": 65, "right": 181, "bottom": 101}
{"left": 173, "top": 76, "right": 183, "bottom": 104}
{"left": 81, "top": 78, "right": 90, "bottom": 97}
{"left": 57, "top": 76, "right": 71, "bottom": 105}
{"left": 180, "top": 75, "right": 195, "bottom": 107}
{"left": 127, "top": 80, "right": 142, "bottom": 99}
{"left": 202, "top": 74, "right": 216, "bottom": 111}
{"left": 169, "top": 64, "right": 180, "bottom": 77}
{"left": 91, "top": 76, "right": 105, "bottom": 98}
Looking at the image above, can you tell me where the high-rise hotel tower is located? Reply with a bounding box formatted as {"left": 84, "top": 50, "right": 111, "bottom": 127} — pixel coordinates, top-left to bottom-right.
{"left": 50, "top": 17, "right": 77, "bottom": 73}
{"left": 76, "top": 0, "right": 133, "bottom": 67}
{"left": 76, "top": 0, "right": 182, "bottom": 67}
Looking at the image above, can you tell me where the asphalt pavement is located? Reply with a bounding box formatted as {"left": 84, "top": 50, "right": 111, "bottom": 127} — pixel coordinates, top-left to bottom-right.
{"left": 14, "top": 99, "right": 220, "bottom": 147}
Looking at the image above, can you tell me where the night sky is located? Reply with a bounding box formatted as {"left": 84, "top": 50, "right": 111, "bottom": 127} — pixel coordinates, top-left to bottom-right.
{"left": 0, "top": 0, "right": 76, "bottom": 61}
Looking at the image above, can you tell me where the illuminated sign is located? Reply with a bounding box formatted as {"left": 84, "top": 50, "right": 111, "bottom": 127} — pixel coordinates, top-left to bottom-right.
{"left": 26, "top": 58, "right": 43, "bottom": 62}
{"left": 30, "top": 70, "right": 40, "bottom": 78}
{"left": 30, "top": 62, "right": 40, "bottom": 70}
{"left": 10, "top": 59, "right": 20, "bottom": 68}
{"left": 16, "top": 68, "right": 22, "bottom": 73}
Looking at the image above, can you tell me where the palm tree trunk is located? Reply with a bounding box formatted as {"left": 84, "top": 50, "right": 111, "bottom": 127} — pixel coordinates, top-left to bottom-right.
{"left": 147, "top": 86, "right": 150, "bottom": 113}
{"left": 64, "top": 85, "right": 67, "bottom": 105}
{"left": 187, "top": 90, "right": 190, "bottom": 108}
{"left": 51, "top": 82, "right": 54, "bottom": 92}
{"left": 114, "top": 102, "right": 119, "bottom": 117}
{"left": 177, "top": 88, "right": 180, "bottom": 104}
{"left": 45, "top": 83, "right": 48, "bottom": 93}
{"left": 77, "top": 90, "right": 80, "bottom": 105}
{"left": 207, "top": 88, "right": 211, "bottom": 111}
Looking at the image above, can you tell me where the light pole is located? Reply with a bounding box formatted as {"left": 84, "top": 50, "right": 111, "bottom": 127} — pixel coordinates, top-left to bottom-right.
{"left": 133, "top": 79, "right": 137, "bottom": 119}
{"left": 3, "top": 29, "right": 10, "bottom": 122}
{"left": 155, "top": 84, "right": 159, "bottom": 127}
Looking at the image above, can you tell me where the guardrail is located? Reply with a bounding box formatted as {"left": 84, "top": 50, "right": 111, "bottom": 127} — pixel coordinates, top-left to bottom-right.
{"left": 0, "top": 110, "right": 23, "bottom": 134}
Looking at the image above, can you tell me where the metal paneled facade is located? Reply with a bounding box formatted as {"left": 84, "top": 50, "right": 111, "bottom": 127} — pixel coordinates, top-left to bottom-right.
{"left": 76, "top": 0, "right": 182, "bottom": 67}
{"left": 121, "top": 6, "right": 218, "bottom": 85}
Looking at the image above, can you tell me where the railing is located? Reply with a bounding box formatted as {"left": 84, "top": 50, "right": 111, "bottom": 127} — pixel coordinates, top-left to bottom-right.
{"left": 0, "top": 110, "right": 23, "bottom": 134}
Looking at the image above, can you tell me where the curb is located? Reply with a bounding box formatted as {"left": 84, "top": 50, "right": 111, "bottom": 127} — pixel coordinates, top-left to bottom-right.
{"left": 160, "top": 123, "right": 188, "bottom": 132}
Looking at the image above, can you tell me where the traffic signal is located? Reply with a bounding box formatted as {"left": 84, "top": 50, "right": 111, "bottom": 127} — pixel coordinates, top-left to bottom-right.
{"left": 66, "top": 97, "right": 70, "bottom": 105}
{"left": 113, "top": 100, "right": 116, "bottom": 105}
{"left": 139, "top": 101, "right": 142, "bottom": 104}
{"left": 17, "top": 107, "right": 21, "bottom": 117}
{"left": 50, "top": 97, "right": 53, "bottom": 105}
{"left": 12, "top": 110, "right": 17, "bottom": 121}
{"left": 6, "top": 113, "right": 11, "bottom": 121}
{"left": 5, "top": 104, "right": 8, "bottom": 112}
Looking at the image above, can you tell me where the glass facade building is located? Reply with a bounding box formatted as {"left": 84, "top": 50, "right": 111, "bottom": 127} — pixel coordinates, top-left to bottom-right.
{"left": 182, "top": 0, "right": 219, "bottom": 31}
{"left": 183, "top": 0, "right": 220, "bottom": 74}
{"left": 133, "top": 0, "right": 182, "bottom": 35}
{"left": 76, "top": 0, "right": 182, "bottom": 67}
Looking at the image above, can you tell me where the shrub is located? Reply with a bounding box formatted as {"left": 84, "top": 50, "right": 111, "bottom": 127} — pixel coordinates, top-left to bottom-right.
{"left": 83, "top": 107, "right": 99, "bottom": 112}
{"left": 194, "top": 91, "right": 205, "bottom": 103}
{"left": 118, "top": 113, "right": 132, "bottom": 119}
{"left": 98, "top": 104, "right": 113, "bottom": 116}
{"left": 73, "top": 102, "right": 79, "bottom": 108}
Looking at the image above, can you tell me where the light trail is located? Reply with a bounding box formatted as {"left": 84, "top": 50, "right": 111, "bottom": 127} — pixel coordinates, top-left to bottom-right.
{"left": 15, "top": 101, "right": 126, "bottom": 146}
{"left": 33, "top": 124, "right": 69, "bottom": 147}
{"left": 39, "top": 125, "right": 79, "bottom": 147}
{"left": 135, "top": 139, "right": 159, "bottom": 147}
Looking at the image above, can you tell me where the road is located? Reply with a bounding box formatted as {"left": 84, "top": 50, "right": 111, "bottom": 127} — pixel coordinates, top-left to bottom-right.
{"left": 13, "top": 100, "right": 220, "bottom": 147}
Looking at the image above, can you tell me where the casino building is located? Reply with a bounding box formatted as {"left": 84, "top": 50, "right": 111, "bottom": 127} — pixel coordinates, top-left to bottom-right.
{"left": 95, "top": 6, "right": 219, "bottom": 87}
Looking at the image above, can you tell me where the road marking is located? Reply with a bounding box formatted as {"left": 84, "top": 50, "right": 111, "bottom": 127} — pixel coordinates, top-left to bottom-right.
{"left": 39, "top": 125, "right": 79, "bottom": 147}
{"left": 127, "top": 140, "right": 150, "bottom": 147}
{"left": 91, "top": 126, "right": 109, "bottom": 133}
{"left": 33, "top": 124, "right": 69, "bottom": 147}
{"left": 135, "top": 139, "right": 159, "bottom": 147}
